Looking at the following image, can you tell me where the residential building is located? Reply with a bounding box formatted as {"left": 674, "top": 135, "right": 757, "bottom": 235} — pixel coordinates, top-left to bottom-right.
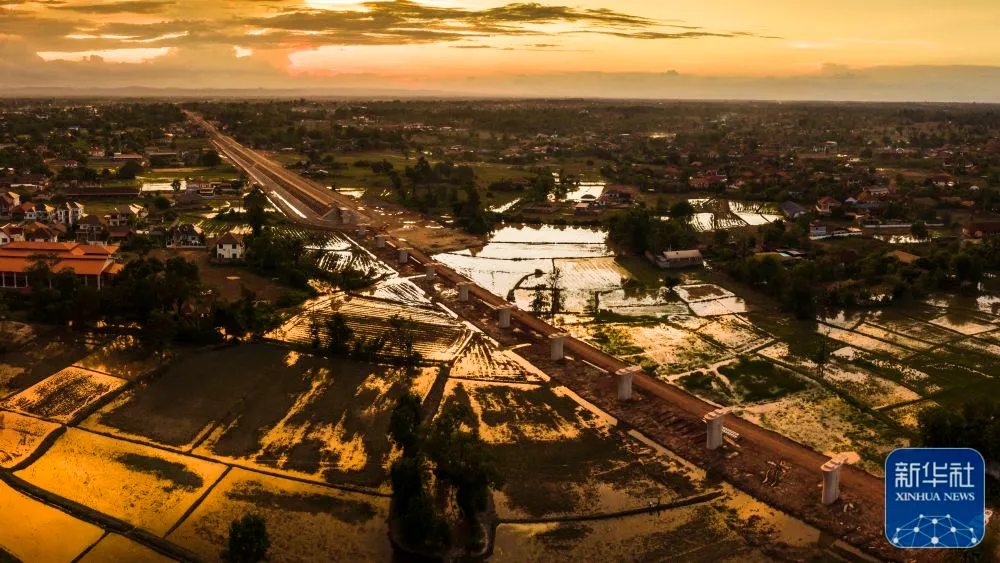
{"left": 10, "top": 202, "right": 37, "bottom": 221}
{"left": 21, "top": 221, "right": 59, "bottom": 242}
{"left": 649, "top": 249, "right": 704, "bottom": 269}
{"left": 171, "top": 223, "right": 205, "bottom": 247}
{"left": 815, "top": 197, "right": 842, "bottom": 215}
{"left": 107, "top": 204, "right": 147, "bottom": 227}
{"left": 780, "top": 201, "right": 807, "bottom": 219}
{"left": 55, "top": 201, "right": 85, "bottom": 226}
{"left": 212, "top": 232, "right": 245, "bottom": 262}
{"left": 76, "top": 214, "right": 108, "bottom": 243}
{"left": 0, "top": 192, "right": 21, "bottom": 218}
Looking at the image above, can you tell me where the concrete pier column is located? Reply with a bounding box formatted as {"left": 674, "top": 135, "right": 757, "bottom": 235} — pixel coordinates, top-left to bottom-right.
{"left": 549, "top": 333, "right": 569, "bottom": 360}
{"left": 821, "top": 458, "right": 844, "bottom": 505}
{"left": 425, "top": 262, "right": 440, "bottom": 279}
{"left": 615, "top": 366, "right": 641, "bottom": 401}
{"left": 356, "top": 223, "right": 369, "bottom": 237}
{"left": 498, "top": 305, "right": 513, "bottom": 329}
{"left": 705, "top": 409, "right": 728, "bottom": 450}
{"left": 337, "top": 207, "right": 350, "bottom": 224}
{"left": 458, "top": 282, "right": 472, "bottom": 302}
{"left": 375, "top": 234, "right": 386, "bottom": 249}
{"left": 398, "top": 247, "right": 410, "bottom": 265}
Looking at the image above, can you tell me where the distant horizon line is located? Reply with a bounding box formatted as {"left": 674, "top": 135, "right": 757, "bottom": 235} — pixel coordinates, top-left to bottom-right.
{"left": 2, "top": 85, "right": 1000, "bottom": 105}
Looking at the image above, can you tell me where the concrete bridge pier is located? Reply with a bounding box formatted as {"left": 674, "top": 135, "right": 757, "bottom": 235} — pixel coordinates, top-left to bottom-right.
{"left": 398, "top": 247, "right": 411, "bottom": 265}
{"left": 821, "top": 458, "right": 844, "bottom": 505}
{"left": 704, "top": 409, "right": 728, "bottom": 450}
{"left": 498, "top": 305, "right": 513, "bottom": 329}
{"left": 616, "top": 366, "right": 641, "bottom": 401}
{"left": 338, "top": 207, "right": 352, "bottom": 225}
{"left": 549, "top": 333, "right": 569, "bottom": 360}
{"left": 375, "top": 234, "right": 387, "bottom": 249}
{"left": 458, "top": 282, "right": 472, "bottom": 302}
{"left": 425, "top": 262, "right": 440, "bottom": 280}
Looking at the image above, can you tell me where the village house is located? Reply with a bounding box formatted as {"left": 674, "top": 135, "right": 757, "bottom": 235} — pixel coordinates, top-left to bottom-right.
{"left": 76, "top": 214, "right": 108, "bottom": 243}
{"left": 10, "top": 202, "right": 38, "bottom": 221}
{"left": 815, "top": 196, "right": 842, "bottom": 215}
{"left": 601, "top": 184, "right": 638, "bottom": 205}
{"left": 0, "top": 192, "right": 21, "bottom": 218}
{"left": 0, "top": 225, "right": 23, "bottom": 245}
{"left": 171, "top": 223, "right": 205, "bottom": 247}
{"left": 212, "top": 232, "right": 245, "bottom": 262}
{"left": 107, "top": 204, "right": 147, "bottom": 227}
{"left": 0, "top": 241, "right": 122, "bottom": 291}
{"left": 780, "top": 201, "right": 807, "bottom": 219}
{"left": 647, "top": 249, "right": 704, "bottom": 269}
{"left": 108, "top": 226, "right": 135, "bottom": 244}
{"left": 21, "top": 221, "right": 60, "bottom": 242}
{"left": 55, "top": 201, "right": 85, "bottom": 226}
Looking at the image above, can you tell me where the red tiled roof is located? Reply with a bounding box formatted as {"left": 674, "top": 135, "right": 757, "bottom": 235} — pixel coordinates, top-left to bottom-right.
{"left": 0, "top": 241, "right": 120, "bottom": 278}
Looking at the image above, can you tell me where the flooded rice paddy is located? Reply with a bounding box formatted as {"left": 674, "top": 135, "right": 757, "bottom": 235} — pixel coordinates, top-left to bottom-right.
{"left": 687, "top": 198, "right": 782, "bottom": 232}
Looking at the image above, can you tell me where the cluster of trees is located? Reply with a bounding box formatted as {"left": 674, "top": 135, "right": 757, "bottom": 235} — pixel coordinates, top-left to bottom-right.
{"left": 388, "top": 393, "right": 503, "bottom": 552}
{"left": 382, "top": 157, "right": 494, "bottom": 234}
{"left": 0, "top": 102, "right": 183, "bottom": 176}
{"left": 606, "top": 207, "right": 698, "bottom": 256}
{"left": 19, "top": 254, "right": 278, "bottom": 352}
{"left": 919, "top": 399, "right": 1000, "bottom": 463}
{"left": 241, "top": 187, "right": 378, "bottom": 292}
{"left": 529, "top": 268, "right": 566, "bottom": 317}
{"left": 223, "top": 513, "right": 269, "bottom": 563}
{"left": 705, "top": 220, "right": 1000, "bottom": 319}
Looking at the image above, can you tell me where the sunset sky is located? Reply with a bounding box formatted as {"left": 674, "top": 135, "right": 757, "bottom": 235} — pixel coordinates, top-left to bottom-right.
{"left": 1, "top": 0, "right": 999, "bottom": 100}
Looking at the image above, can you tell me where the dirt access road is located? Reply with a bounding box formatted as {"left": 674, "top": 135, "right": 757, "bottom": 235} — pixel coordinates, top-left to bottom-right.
{"left": 189, "top": 112, "right": 904, "bottom": 560}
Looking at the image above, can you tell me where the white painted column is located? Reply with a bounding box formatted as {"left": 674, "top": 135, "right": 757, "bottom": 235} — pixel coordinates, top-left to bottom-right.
{"left": 375, "top": 234, "right": 386, "bottom": 249}
{"left": 821, "top": 458, "right": 844, "bottom": 505}
{"left": 705, "top": 409, "right": 728, "bottom": 450}
{"left": 458, "top": 282, "right": 471, "bottom": 302}
{"left": 398, "top": 247, "right": 410, "bottom": 265}
{"left": 616, "top": 366, "right": 641, "bottom": 401}
{"left": 425, "top": 262, "right": 440, "bottom": 279}
{"left": 550, "top": 333, "right": 569, "bottom": 360}
{"left": 498, "top": 305, "right": 513, "bottom": 329}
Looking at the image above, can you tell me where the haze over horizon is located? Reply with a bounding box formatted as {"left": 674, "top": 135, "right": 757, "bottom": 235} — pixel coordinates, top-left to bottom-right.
{"left": 2, "top": 0, "right": 999, "bottom": 101}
